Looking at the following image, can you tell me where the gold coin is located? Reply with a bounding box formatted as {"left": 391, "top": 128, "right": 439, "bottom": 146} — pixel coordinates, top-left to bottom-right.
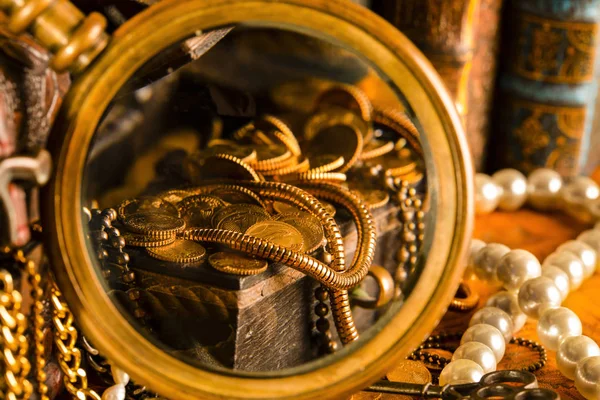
{"left": 213, "top": 204, "right": 272, "bottom": 233}
{"left": 207, "top": 185, "right": 265, "bottom": 207}
{"left": 360, "top": 140, "right": 395, "bottom": 161}
{"left": 353, "top": 189, "right": 390, "bottom": 210}
{"left": 118, "top": 196, "right": 180, "bottom": 220}
{"left": 177, "top": 195, "right": 226, "bottom": 228}
{"left": 276, "top": 212, "right": 325, "bottom": 253}
{"left": 147, "top": 239, "right": 207, "bottom": 264}
{"left": 208, "top": 252, "right": 268, "bottom": 275}
{"left": 123, "top": 231, "right": 176, "bottom": 248}
{"left": 308, "top": 154, "right": 345, "bottom": 173}
{"left": 386, "top": 360, "right": 431, "bottom": 384}
{"left": 122, "top": 212, "right": 186, "bottom": 239}
{"left": 158, "top": 189, "right": 196, "bottom": 205}
{"left": 245, "top": 220, "right": 304, "bottom": 252}
{"left": 184, "top": 153, "right": 262, "bottom": 183}
{"left": 305, "top": 123, "right": 363, "bottom": 173}
{"left": 272, "top": 201, "right": 301, "bottom": 215}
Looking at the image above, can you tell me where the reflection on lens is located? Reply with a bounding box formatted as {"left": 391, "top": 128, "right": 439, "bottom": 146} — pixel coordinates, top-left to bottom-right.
{"left": 82, "top": 26, "right": 428, "bottom": 373}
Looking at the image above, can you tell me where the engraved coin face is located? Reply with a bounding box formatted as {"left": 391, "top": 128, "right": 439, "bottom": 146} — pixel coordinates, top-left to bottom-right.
{"left": 208, "top": 251, "right": 268, "bottom": 275}
{"left": 147, "top": 239, "right": 207, "bottom": 264}
{"left": 275, "top": 211, "right": 325, "bottom": 253}
{"left": 122, "top": 212, "right": 186, "bottom": 238}
{"left": 118, "top": 196, "right": 180, "bottom": 220}
{"left": 272, "top": 201, "right": 301, "bottom": 215}
{"left": 207, "top": 186, "right": 264, "bottom": 206}
{"left": 245, "top": 220, "right": 304, "bottom": 252}
{"left": 213, "top": 204, "right": 271, "bottom": 233}
{"left": 177, "top": 195, "right": 226, "bottom": 228}
{"left": 386, "top": 360, "right": 432, "bottom": 384}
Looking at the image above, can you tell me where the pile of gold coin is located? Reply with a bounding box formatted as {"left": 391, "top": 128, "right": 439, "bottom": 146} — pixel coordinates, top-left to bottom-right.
{"left": 112, "top": 84, "right": 422, "bottom": 279}
{"left": 116, "top": 187, "right": 328, "bottom": 275}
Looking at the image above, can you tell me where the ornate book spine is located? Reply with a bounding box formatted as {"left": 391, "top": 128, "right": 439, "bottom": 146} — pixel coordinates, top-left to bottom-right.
{"left": 490, "top": 0, "right": 600, "bottom": 177}
{"left": 371, "top": 0, "right": 504, "bottom": 171}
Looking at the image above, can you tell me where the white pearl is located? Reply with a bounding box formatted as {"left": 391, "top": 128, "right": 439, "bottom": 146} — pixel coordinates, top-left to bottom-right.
{"left": 492, "top": 169, "right": 528, "bottom": 211}
{"left": 461, "top": 324, "right": 506, "bottom": 361}
{"left": 537, "top": 307, "right": 582, "bottom": 351}
{"left": 543, "top": 251, "right": 585, "bottom": 290}
{"left": 542, "top": 265, "right": 571, "bottom": 301}
{"left": 557, "top": 336, "right": 600, "bottom": 379}
{"left": 473, "top": 243, "right": 510, "bottom": 283}
{"left": 102, "top": 384, "right": 126, "bottom": 400}
{"left": 496, "top": 249, "right": 541, "bottom": 291}
{"left": 439, "top": 359, "right": 484, "bottom": 386}
{"left": 465, "top": 239, "right": 487, "bottom": 279}
{"left": 527, "top": 168, "right": 563, "bottom": 210}
{"left": 578, "top": 230, "right": 600, "bottom": 272}
{"left": 452, "top": 342, "right": 497, "bottom": 373}
{"left": 518, "top": 276, "right": 562, "bottom": 319}
{"left": 562, "top": 177, "right": 600, "bottom": 224}
{"left": 475, "top": 174, "right": 502, "bottom": 214}
{"left": 111, "top": 365, "right": 130, "bottom": 385}
{"left": 486, "top": 291, "right": 527, "bottom": 332}
{"left": 557, "top": 240, "right": 597, "bottom": 279}
{"left": 563, "top": 177, "right": 600, "bottom": 202}
{"left": 575, "top": 356, "right": 600, "bottom": 400}
{"left": 469, "top": 306, "right": 514, "bottom": 343}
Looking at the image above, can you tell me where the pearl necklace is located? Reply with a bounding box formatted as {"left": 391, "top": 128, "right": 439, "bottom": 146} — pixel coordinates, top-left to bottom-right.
{"left": 440, "top": 168, "right": 600, "bottom": 400}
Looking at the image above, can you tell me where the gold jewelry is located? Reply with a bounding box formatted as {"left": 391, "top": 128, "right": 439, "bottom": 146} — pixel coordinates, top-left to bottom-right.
{"left": 208, "top": 252, "right": 268, "bottom": 275}
{"left": 51, "top": 284, "right": 101, "bottom": 400}
{"left": 0, "top": 266, "right": 33, "bottom": 400}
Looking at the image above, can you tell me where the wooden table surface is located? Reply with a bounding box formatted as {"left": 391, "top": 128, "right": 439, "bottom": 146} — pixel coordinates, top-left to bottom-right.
{"left": 351, "top": 171, "right": 600, "bottom": 399}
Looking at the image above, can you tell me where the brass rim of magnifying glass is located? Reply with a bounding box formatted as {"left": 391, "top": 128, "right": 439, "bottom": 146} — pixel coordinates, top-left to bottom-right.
{"left": 41, "top": 0, "right": 473, "bottom": 399}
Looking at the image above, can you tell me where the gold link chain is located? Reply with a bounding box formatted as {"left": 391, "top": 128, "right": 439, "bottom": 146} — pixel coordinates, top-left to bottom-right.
{"left": 13, "top": 250, "right": 49, "bottom": 400}
{"left": 51, "top": 284, "right": 101, "bottom": 400}
{"left": 0, "top": 263, "right": 33, "bottom": 400}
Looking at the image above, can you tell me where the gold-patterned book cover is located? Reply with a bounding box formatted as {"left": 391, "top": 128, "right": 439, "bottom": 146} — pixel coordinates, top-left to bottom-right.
{"left": 371, "top": 0, "right": 504, "bottom": 171}
{"left": 489, "top": 0, "right": 600, "bottom": 177}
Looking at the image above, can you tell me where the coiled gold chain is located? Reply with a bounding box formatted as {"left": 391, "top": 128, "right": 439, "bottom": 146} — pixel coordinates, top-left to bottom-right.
{"left": 0, "top": 265, "right": 32, "bottom": 400}
{"left": 183, "top": 180, "right": 378, "bottom": 344}
{"left": 51, "top": 284, "right": 101, "bottom": 400}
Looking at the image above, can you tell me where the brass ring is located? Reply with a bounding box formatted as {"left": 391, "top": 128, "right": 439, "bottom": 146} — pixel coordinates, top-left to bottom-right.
{"left": 449, "top": 280, "right": 479, "bottom": 312}
{"left": 352, "top": 265, "right": 395, "bottom": 309}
